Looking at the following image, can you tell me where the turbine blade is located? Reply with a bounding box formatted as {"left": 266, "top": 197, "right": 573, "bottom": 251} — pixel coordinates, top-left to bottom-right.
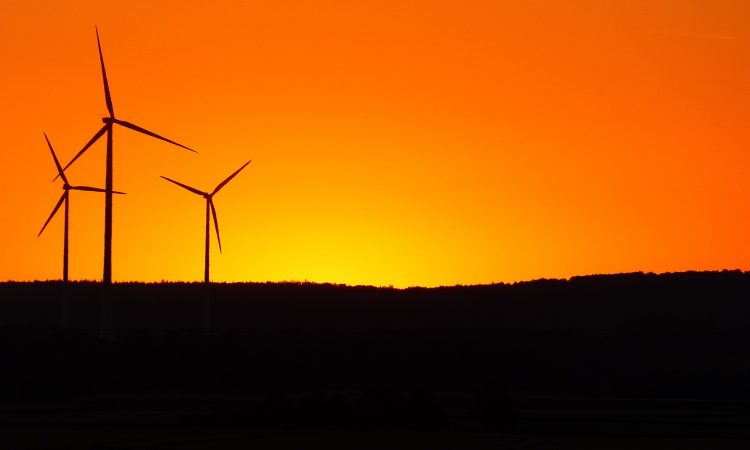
{"left": 54, "top": 124, "right": 108, "bottom": 181}
{"left": 38, "top": 193, "right": 66, "bottom": 237}
{"left": 70, "top": 185, "right": 106, "bottom": 193}
{"left": 114, "top": 119, "right": 196, "bottom": 153}
{"left": 209, "top": 199, "right": 222, "bottom": 253}
{"left": 69, "top": 185, "right": 127, "bottom": 195}
{"left": 96, "top": 27, "right": 114, "bottom": 117}
{"left": 160, "top": 176, "right": 206, "bottom": 197}
{"left": 68, "top": 185, "right": 105, "bottom": 193}
{"left": 43, "top": 132, "right": 67, "bottom": 185}
{"left": 212, "top": 160, "right": 252, "bottom": 196}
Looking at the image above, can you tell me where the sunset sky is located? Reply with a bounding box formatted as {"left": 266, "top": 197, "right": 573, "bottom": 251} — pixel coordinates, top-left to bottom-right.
{"left": 2, "top": 0, "right": 749, "bottom": 287}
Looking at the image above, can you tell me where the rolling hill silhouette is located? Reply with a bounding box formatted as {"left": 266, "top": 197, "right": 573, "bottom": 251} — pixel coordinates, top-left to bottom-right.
{"left": 1, "top": 270, "right": 750, "bottom": 447}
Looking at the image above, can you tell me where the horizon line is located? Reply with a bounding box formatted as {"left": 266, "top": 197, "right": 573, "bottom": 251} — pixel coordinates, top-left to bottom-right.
{"left": 4, "top": 268, "right": 748, "bottom": 290}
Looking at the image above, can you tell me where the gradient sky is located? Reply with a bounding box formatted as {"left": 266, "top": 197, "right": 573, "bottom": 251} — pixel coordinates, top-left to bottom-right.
{"left": 2, "top": 0, "right": 749, "bottom": 286}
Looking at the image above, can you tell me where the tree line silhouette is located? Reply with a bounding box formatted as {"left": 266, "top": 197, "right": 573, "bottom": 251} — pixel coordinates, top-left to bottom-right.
{"left": 1, "top": 271, "right": 750, "bottom": 436}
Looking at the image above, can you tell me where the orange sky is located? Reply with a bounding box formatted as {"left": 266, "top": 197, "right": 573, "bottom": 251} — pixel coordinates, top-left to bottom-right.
{"left": 2, "top": 0, "right": 749, "bottom": 287}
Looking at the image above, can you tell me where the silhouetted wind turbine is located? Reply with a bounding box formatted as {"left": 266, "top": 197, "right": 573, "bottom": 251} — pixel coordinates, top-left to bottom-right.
{"left": 56, "top": 27, "right": 195, "bottom": 285}
{"left": 39, "top": 133, "right": 125, "bottom": 282}
{"left": 161, "top": 160, "right": 252, "bottom": 283}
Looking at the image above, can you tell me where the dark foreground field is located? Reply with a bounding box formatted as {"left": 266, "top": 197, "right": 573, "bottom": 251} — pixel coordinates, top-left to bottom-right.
{"left": 2, "top": 271, "right": 750, "bottom": 448}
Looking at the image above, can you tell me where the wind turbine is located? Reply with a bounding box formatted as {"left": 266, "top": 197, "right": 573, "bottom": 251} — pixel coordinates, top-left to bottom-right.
{"left": 56, "top": 27, "right": 195, "bottom": 285}
{"left": 161, "top": 160, "right": 252, "bottom": 283}
{"left": 38, "top": 133, "right": 125, "bottom": 282}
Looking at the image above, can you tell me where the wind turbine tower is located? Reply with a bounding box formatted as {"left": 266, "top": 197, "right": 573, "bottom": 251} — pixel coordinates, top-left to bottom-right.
{"left": 39, "top": 133, "right": 124, "bottom": 281}
{"left": 56, "top": 28, "right": 195, "bottom": 284}
{"left": 161, "top": 160, "right": 252, "bottom": 283}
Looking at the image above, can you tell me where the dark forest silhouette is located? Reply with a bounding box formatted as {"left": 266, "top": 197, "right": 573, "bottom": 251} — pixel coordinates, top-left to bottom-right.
{"left": 5, "top": 270, "right": 748, "bottom": 334}
{"left": 2, "top": 270, "right": 750, "bottom": 446}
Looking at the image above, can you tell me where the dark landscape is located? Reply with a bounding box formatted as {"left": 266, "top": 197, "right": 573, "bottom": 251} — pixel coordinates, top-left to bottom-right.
{"left": 2, "top": 270, "right": 750, "bottom": 448}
